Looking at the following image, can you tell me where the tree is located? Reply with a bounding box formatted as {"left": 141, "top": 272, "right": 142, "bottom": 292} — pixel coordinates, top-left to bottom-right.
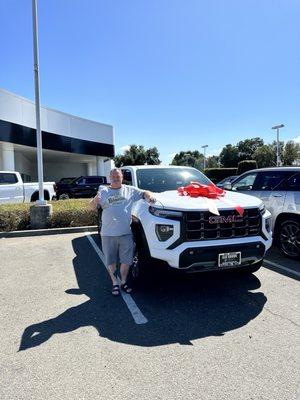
{"left": 219, "top": 144, "right": 239, "bottom": 167}
{"left": 253, "top": 145, "right": 275, "bottom": 168}
{"left": 145, "top": 147, "right": 161, "bottom": 165}
{"left": 206, "top": 155, "right": 220, "bottom": 168}
{"left": 171, "top": 150, "right": 204, "bottom": 169}
{"left": 237, "top": 137, "right": 264, "bottom": 161}
{"left": 282, "top": 141, "right": 300, "bottom": 166}
{"left": 114, "top": 144, "right": 161, "bottom": 167}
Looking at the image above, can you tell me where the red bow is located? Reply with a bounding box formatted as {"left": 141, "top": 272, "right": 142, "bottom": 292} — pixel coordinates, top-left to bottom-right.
{"left": 177, "top": 182, "right": 244, "bottom": 216}
{"left": 177, "top": 182, "right": 225, "bottom": 198}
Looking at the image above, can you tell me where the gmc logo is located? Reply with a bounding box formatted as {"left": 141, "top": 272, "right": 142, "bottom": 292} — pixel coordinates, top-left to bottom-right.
{"left": 209, "top": 215, "right": 243, "bottom": 224}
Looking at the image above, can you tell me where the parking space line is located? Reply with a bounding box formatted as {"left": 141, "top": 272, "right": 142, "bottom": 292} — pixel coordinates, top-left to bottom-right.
{"left": 85, "top": 233, "right": 148, "bottom": 325}
{"left": 264, "top": 259, "right": 300, "bottom": 279}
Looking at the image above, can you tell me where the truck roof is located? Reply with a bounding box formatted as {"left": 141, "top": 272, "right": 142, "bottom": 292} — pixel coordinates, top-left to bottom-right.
{"left": 241, "top": 167, "right": 300, "bottom": 174}
{"left": 121, "top": 165, "right": 198, "bottom": 170}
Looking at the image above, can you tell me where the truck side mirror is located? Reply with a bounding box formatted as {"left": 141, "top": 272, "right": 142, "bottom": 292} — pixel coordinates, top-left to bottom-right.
{"left": 223, "top": 183, "right": 232, "bottom": 191}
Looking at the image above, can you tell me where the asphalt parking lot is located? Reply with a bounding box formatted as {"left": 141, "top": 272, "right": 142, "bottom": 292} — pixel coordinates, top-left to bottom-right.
{"left": 0, "top": 233, "right": 299, "bottom": 400}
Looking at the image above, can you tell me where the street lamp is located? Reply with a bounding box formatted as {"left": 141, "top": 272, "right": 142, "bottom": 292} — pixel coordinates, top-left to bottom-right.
{"left": 271, "top": 124, "right": 284, "bottom": 166}
{"left": 201, "top": 145, "right": 208, "bottom": 170}
{"left": 32, "top": 0, "right": 45, "bottom": 204}
{"left": 30, "top": 0, "right": 52, "bottom": 229}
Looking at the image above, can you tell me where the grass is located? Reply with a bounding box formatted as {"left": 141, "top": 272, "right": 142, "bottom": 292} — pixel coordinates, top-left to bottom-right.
{"left": 0, "top": 199, "right": 98, "bottom": 232}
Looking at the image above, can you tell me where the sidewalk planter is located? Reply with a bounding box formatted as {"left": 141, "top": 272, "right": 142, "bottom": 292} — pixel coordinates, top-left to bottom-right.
{"left": 0, "top": 199, "right": 97, "bottom": 232}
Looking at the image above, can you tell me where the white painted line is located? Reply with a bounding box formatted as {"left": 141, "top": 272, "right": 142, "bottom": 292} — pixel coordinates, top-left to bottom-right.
{"left": 264, "top": 259, "right": 300, "bottom": 278}
{"left": 85, "top": 233, "right": 148, "bottom": 325}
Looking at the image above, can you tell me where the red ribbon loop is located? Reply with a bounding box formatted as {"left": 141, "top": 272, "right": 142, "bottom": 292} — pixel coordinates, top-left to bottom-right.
{"left": 177, "top": 182, "right": 244, "bottom": 216}
{"left": 177, "top": 182, "right": 225, "bottom": 198}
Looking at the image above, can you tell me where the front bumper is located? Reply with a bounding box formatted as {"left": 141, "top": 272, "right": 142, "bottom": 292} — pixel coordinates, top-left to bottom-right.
{"left": 137, "top": 207, "right": 272, "bottom": 270}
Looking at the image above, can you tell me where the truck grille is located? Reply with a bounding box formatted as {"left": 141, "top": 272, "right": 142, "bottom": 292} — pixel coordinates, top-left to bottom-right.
{"left": 184, "top": 208, "right": 261, "bottom": 241}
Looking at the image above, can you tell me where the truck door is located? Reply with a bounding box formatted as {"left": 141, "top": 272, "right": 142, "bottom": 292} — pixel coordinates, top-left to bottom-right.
{"left": 0, "top": 173, "right": 23, "bottom": 204}
{"left": 251, "top": 171, "right": 291, "bottom": 216}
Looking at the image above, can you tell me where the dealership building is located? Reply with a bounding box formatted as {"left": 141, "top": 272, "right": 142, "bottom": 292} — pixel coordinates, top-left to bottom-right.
{"left": 0, "top": 88, "right": 115, "bottom": 182}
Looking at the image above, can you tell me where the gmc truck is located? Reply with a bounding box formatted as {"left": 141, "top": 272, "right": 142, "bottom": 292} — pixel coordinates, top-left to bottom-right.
{"left": 0, "top": 171, "right": 55, "bottom": 204}
{"left": 99, "top": 165, "right": 272, "bottom": 281}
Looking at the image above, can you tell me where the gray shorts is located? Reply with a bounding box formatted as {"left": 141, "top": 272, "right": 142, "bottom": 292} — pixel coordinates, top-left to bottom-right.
{"left": 101, "top": 234, "right": 134, "bottom": 267}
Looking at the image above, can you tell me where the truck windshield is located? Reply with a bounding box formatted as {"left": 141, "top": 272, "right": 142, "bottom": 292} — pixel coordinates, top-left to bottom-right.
{"left": 136, "top": 168, "right": 212, "bottom": 192}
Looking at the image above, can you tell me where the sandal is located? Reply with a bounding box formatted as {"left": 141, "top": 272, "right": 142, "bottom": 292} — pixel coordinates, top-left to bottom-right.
{"left": 111, "top": 284, "right": 120, "bottom": 296}
{"left": 121, "top": 283, "right": 132, "bottom": 294}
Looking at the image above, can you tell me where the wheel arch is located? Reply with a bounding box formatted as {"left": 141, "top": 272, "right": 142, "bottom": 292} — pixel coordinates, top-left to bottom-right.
{"left": 273, "top": 212, "right": 300, "bottom": 240}
{"left": 30, "top": 190, "right": 50, "bottom": 202}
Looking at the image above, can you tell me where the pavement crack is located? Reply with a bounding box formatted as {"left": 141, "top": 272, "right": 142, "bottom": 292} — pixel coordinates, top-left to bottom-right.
{"left": 262, "top": 305, "right": 300, "bottom": 328}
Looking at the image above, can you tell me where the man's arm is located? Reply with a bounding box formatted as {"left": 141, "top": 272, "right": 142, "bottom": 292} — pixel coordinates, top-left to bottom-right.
{"left": 143, "top": 190, "right": 156, "bottom": 203}
{"left": 89, "top": 195, "right": 100, "bottom": 210}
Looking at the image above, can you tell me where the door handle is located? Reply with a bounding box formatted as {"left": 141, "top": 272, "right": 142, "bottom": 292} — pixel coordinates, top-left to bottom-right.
{"left": 272, "top": 194, "right": 283, "bottom": 198}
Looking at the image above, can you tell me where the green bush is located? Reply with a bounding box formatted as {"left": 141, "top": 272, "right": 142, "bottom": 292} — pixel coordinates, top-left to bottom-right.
{"left": 204, "top": 168, "right": 238, "bottom": 183}
{"left": 0, "top": 199, "right": 98, "bottom": 232}
{"left": 237, "top": 160, "right": 258, "bottom": 175}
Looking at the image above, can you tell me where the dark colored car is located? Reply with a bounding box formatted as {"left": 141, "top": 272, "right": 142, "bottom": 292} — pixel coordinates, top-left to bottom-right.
{"left": 55, "top": 175, "right": 107, "bottom": 200}
{"left": 216, "top": 175, "right": 238, "bottom": 188}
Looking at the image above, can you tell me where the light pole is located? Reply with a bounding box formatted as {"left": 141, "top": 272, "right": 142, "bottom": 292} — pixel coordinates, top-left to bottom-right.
{"left": 201, "top": 145, "right": 208, "bottom": 170}
{"left": 271, "top": 124, "right": 284, "bottom": 166}
{"left": 32, "top": 0, "right": 45, "bottom": 204}
{"left": 30, "top": 0, "right": 52, "bottom": 229}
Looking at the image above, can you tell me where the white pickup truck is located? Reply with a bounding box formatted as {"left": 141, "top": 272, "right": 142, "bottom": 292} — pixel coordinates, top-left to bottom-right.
{"left": 0, "top": 171, "right": 55, "bottom": 204}
{"left": 99, "top": 165, "right": 273, "bottom": 280}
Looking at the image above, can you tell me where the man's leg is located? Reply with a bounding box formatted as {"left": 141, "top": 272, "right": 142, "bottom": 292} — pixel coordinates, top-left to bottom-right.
{"left": 107, "top": 263, "right": 118, "bottom": 286}
{"left": 102, "top": 236, "right": 119, "bottom": 290}
{"left": 119, "top": 235, "right": 134, "bottom": 291}
{"left": 120, "top": 263, "right": 130, "bottom": 285}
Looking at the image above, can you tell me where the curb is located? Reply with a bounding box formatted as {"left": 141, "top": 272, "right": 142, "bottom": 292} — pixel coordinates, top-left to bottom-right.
{"left": 0, "top": 225, "right": 98, "bottom": 238}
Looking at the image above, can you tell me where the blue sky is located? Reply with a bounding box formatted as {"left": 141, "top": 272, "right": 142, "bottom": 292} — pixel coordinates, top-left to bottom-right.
{"left": 0, "top": 0, "right": 299, "bottom": 163}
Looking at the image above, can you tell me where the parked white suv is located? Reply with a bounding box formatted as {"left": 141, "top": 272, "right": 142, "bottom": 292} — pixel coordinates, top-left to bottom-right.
{"left": 224, "top": 167, "right": 300, "bottom": 259}
{"left": 0, "top": 171, "right": 55, "bottom": 204}
{"left": 100, "top": 166, "right": 272, "bottom": 280}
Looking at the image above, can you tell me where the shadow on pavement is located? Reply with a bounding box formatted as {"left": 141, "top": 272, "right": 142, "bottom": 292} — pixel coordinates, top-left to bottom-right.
{"left": 19, "top": 234, "right": 267, "bottom": 351}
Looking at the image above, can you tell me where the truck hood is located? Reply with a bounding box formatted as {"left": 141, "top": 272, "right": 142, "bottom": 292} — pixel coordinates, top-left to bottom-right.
{"left": 153, "top": 190, "right": 262, "bottom": 211}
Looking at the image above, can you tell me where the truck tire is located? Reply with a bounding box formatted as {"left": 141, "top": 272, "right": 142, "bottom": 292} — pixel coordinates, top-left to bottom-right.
{"left": 128, "top": 241, "right": 152, "bottom": 284}
{"left": 30, "top": 190, "right": 50, "bottom": 202}
{"left": 58, "top": 193, "right": 70, "bottom": 200}
{"left": 277, "top": 218, "right": 300, "bottom": 260}
{"left": 238, "top": 261, "right": 263, "bottom": 274}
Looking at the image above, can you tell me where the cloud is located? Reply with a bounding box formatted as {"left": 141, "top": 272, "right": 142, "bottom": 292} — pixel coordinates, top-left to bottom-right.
{"left": 293, "top": 136, "right": 300, "bottom": 144}
{"left": 119, "top": 145, "right": 130, "bottom": 153}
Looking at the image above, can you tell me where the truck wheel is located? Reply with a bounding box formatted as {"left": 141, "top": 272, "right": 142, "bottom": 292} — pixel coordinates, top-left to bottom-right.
{"left": 58, "top": 193, "right": 70, "bottom": 200}
{"left": 238, "top": 261, "right": 263, "bottom": 274}
{"left": 278, "top": 218, "right": 300, "bottom": 260}
{"left": 128, "top": 244, "right": 151, "bottom": 284}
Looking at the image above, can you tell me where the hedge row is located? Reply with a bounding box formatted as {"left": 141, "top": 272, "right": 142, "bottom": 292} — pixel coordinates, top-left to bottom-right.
{"left": 204, "top": 168, "right": 237, "bottom": 183}
{"left": 0, "top": 199, "right": 98, "bottom": 232}
{"left": 204, "top": 160, "right": 258, "bottom": 182}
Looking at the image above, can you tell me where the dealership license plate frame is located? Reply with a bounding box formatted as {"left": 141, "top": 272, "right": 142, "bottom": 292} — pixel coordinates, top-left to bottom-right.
{"left": 218, "top": 251, "right": 242, "bottom": 267}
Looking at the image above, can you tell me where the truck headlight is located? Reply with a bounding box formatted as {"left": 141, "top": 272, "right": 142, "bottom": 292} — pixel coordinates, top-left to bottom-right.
{"left": 155, "top": 224, "right": 174, "bottom": 241}
{"left": 149, "top": 206, "right": 182, "bottom": 219}
{"left": 259, "top": 203, "right": 266, "bottom": 215}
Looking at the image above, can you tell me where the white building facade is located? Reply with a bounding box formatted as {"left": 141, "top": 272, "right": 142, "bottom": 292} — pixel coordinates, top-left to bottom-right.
{"left": 0, "top": 88, "right": 115, "bottom": 182}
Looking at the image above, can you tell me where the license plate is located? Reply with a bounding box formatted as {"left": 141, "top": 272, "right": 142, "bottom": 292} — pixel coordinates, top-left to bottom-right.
{"left": 218, "top": 252, "right": 241, "bottom": 267}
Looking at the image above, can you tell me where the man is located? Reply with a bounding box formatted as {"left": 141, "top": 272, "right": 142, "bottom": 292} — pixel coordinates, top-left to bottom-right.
{"left": 96, "top": 168, "right": 155, "bottom": 296}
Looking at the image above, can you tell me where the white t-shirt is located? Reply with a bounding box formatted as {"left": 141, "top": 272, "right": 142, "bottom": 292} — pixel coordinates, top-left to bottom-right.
{"left": 98, "top": 184, "right": 145, "bottom": 236}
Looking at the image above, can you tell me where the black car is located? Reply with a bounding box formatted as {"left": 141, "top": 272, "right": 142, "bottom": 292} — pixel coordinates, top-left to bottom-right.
{"left": 216, "top": 175, "right": 239, "bottom": 189}
{"left": 55, "top": 175, "right": 107, "bottom": 200}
